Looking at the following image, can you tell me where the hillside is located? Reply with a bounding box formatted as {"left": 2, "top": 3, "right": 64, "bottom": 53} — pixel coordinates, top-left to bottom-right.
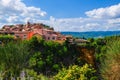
{"left": 61, "top": 31, "right": 120, "bottom": 38}
{"left": 0, "top": 30, "right": 120, "bottom": 80}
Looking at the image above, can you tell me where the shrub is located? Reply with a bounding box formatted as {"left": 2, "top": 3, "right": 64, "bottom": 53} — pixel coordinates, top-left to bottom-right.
{"left": 0, "top": 35, "right": 14, "bottom": 43}
{"left": 53, "top": 64, "right": 97, "bottom": 80}
{"left": 100, "top": 39, "right": 120, "bottom": 80}
{"left": 25, "top": 69, "right": 49, "bottom": 80}
{"left": 52, "top": 64, "right": 60, "bottom": 71}
{"left": 0, "top": 42, "right": 29, "bottom": 78}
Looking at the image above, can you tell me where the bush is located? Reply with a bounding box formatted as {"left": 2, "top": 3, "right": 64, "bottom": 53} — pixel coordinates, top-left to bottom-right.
{"left": 0, "top": 42, "right": 29, "bottom": 78}
{"left": 0, "top": 35, "right": 14, "bottom": 44}
{"left": 100, "top": 39, "right": 120, "bottom": 80}
{"left": 52, "top": 64, "right": 60, "bottom": 71}
{"left": 25, "top": 69, "right": 49, "bottom": 80}
{"left": 53, "top": 64, "right": 97, "bottom": 80}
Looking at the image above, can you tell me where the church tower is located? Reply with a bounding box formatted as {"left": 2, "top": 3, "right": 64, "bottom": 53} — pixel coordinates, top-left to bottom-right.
{"left": 26, "top": 21, "right": 30, "bottom": 28}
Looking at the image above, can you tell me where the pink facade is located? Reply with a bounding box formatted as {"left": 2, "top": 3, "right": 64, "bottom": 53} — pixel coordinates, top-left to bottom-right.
{"left": 0, "top": 22, "right": 66, "bottom": 41}
{"left": 14, "top": 31, "right": 34, "bottom": 40}
{"left": 33, "top": 28, "right": 64, "bottom": 41}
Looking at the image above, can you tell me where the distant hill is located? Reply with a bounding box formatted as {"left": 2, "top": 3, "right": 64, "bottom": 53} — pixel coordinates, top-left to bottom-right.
{"left": 61, "top": 31, "right": 120, "bottom": 38}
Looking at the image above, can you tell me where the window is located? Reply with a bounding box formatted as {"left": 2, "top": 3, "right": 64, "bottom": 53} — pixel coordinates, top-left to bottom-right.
{"left": 4, "top": 32, "right": 8, "bottom": 35}
{"left": 48, "top": 37, "right": 50, "bottom": 40}
{"left": 42, "top": 35, "right": 46, "bottom": 40}
{"left": 10, "top": 32, "right": 15, "bottom": 35}
{"left": 52, "top": 37, "right": 55, "bottom": 40}
{"left": 23, "top": 35, "right": 27, "bottom": 39}
{"left": 47, "top": 31, "right": 52, "bottom": 34}
{"left": 16, "top": 35, "right": 19, "bottom": 38}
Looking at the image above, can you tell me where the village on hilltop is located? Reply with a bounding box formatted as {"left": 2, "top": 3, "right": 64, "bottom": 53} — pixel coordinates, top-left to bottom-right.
{"left": 0, "top": 22, "right": 89, "bottom": 44}
{"left": 0, "top": 22, "right": 66, "bottom": 41}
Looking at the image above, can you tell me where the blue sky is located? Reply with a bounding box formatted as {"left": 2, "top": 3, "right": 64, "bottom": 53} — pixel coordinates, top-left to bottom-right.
{"left": 23, "top": 0, "right": 120, "bottom": 18}
{"left": 0, "top": 0, "right": 120, "bottom": 32}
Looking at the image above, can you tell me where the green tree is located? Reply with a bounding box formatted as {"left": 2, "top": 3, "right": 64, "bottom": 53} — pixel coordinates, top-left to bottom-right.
{"left": 0, "top": 42, "right": 29, "bottom": 78}
{"left": 0, "top": 35, "right": 14, "bottom": 44}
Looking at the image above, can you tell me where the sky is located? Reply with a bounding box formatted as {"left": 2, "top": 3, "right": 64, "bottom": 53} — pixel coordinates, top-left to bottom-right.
{"left": 1, "top": 0, "right": 120, "bottom": 32}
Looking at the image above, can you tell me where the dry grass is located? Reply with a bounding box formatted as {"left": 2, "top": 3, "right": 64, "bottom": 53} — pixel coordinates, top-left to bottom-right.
{"left": 101, "top": 40, "right": 120, "bottom": 80}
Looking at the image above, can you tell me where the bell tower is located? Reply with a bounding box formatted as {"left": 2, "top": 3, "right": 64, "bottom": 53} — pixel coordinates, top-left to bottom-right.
{"left": 26, "top": 21, "right": 30, "bottom": 28}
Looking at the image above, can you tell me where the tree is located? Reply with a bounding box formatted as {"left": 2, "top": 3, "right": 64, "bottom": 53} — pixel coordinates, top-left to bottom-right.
{"left": 0, "top": 42, "right": 29, "bottom": 78}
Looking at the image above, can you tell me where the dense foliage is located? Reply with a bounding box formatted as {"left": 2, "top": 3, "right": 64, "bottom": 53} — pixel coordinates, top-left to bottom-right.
{"left": 53, "top": 64, "right": 97, "bottom": 80}
{"left": 0, "top": 36, "right": 95, "bottom": 79}
{"left": 88, "top": 35, "right": 120, "bottom": 80}
{"left": 0, "top": 41, "right": 29, "bottom": 79}
{"left": 0, "top": 35, "right": 14, "bottom": 44}
{"left": 0, "top": 34, "right": 120, "bottom": 80}
{"left": 27, "top": 36, "right": 85, "bottom": 76}
{"left": 100, "top": 39, "right": 120, "bottom": 80}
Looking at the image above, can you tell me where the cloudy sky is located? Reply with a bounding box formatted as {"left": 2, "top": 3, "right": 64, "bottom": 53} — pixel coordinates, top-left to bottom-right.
{"left": 1, "top": 0, "right": 120, "bottom": 32}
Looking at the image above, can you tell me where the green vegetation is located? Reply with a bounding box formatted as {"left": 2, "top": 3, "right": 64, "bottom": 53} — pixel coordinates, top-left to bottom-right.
{"left": 0, "top": 35, "right": 14, "bottom": 44}
{"left": 54, "top": 64, "right": 97, "bottom": 80}
{"left": 88, "top": 35, "right": 120, "bottom": 80}
{"left": 100, "top": 39, "right": 120, "bottom": 80}
{"left": 27, "top": 36, "right": 85, "bottom": 76}
{"left": 0, "top": 35, "right": 120, "bottom": 80}
{"left": 0, "top": 36, "right": 96, "bottom": 79}
{"left": 0, "top": 41, "right": 29, "bottom": 78}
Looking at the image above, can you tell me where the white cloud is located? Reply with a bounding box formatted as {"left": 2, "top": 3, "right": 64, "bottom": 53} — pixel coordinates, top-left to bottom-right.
{"left": 43, "top": 3, "right": 120, "bottom": 32}
{"left": 108, "top": 18, "right": 120, "bottom": 24}
{"left": 0, "top": 0, "right": 120, "bottom": 32}
{"left": 7, "top": 16, "right": 18, "bottom": 23}
{"left": 38, "top": 16, "right": 120, "bottom": 32}
{"left": 86, "top": 3, "right": 120, "bottom": 19}
{"left": 0, "top": 0, "right": 46, "bottom": 25}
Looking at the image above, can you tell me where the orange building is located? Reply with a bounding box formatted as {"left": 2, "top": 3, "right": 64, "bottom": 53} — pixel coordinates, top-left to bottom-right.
{"left": 14, "top": 31, "right": 34, "bottom": 40}
{"left": 0, "top": 22, "right": 66, "bottom": 41}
